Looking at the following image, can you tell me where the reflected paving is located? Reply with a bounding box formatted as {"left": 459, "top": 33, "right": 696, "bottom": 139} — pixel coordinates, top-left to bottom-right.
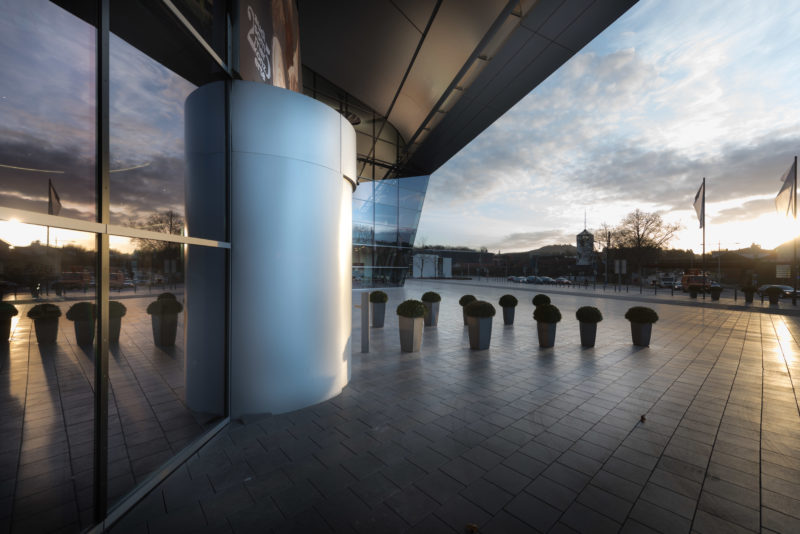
{"left": 0, "top": 288, "right": 212, "bottom": 533}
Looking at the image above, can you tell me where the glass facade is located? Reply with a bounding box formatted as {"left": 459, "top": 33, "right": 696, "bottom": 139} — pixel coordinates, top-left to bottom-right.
{"left": 351, "top": 175, "right": 429, "bottom": 287}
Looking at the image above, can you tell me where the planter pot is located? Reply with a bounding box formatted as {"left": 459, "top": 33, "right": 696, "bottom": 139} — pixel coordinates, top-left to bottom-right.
{"left": 744, "top": 291, "right": 754, "bottom": 303}
{"left": 630, "top": 322, "right": 653, "bottom": 347}
{"left": 502, "top": 306, "right": 515, "bottom": 325}
{"left": 462, "top": 308, "right": 468, "bottom": 326}
{"left": 710, "top": 288, "right": 721, "bottom": 301}
{"left": 466, "top": 316, "right": 492, "bottom": 350}
{"left": 579, "top": 322, "right": 597, "bottom": 348}
{"left": 768, "top": 294, "right": 780, "bottom": 305}
{"left": 423, "top": 302, "right": 439, "bottom": 327}
{"left": 398, "top": 316, "right": 423, "bottom": 352}
{"left": 152, "top": 314, "right": 179, "bottom": 347}
{"left": 33, "top": 317, "right": 59, "bottom": 345}
{"left": 73, "top": 319, "right": 95, "bottom": 346}
{"left": 1, "top": 318, "right": 11, "bottom": 342}
{"left": 372, "top": 302, "right": 386, "bottom": 328}
{"left": 689, "top": 289, "right": 698, "bottom": 298}
{"left": 109, "top": 316, "right": 122, "bottom": 344}
{"left": 537, "top": 322, "right": 557, "bottom": 348}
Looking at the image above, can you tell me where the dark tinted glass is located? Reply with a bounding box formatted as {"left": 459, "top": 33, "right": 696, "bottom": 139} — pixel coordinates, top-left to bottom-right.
{"left": 107, "top": 237, "right": 226, "bottom": 505}
{"left": 399, "top": 228, "right": 417, "bottom": 247}
{"left": 0, "top": 0, "right": 96, "bottom": 221}
{"left": 398, "top": 175, "right": 429, "bottom": 192}
{"left": 374, "top": 246, "right": 398, "bottom": 267}
{"left": 375, "top": 224, "right": 397, "bottom": 246}
{"left": 352, "top": 245, "right": 372, "bottom": 266}
{"left": 353, "top": 224, "right": 373, "bottom": 244}
{"left": 0, "top": 220, "right": 97, "bottom": 532}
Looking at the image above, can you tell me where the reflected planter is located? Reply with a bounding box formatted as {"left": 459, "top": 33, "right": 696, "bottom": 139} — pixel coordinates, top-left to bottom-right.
{"left": 467, "top": 316, "right": 492, "bottom": 350}
{"left": 710, "top": 288, "right": 721, "bottom": 301}
{"left": 744, "top": 291, "right": 754, "bottom": 303}
{"left": 109, "top": 316, "right": 122, "bottom": 344}
{"left": 1, "top": 318, "right": 11, "bottom": 342}
{"left": 73, "top": 320, "right": 95, "bottom": 347}
{"left": 372, "top": 302, "right": 386, "bottom": 328}
{"left": 630, "top": 323, "right": 652, "bottom": 347}
{"left": 537, "top": 322, "right": 557, "bottom": 348}
{"left": 423, "top": 302, "right": 439, "bottom": 327}
{"left": 502, "top": 307, "right": 515, "bottom": 326}
{"left": 152, "top": 314, "right": 179, "bottom": 347}
{"left": 398, "top": 316, "right": 423, "bottom": 352}
{"left": 462, "top": 308, "right": 469, "bottom": 326}
{"left": 33, "top": 318, "right": 59, "bottom": 345}
{"left": 579, "top": 322, "right": 597, "bottom": 348}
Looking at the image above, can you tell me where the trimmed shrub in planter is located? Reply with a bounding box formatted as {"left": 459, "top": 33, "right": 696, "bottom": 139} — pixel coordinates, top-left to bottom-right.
{"left": 370, "top": 291, "right": 388, "bottom": 328}
{"left": 625, "top": 306, "right": 658, "bottom": 346}
{"left": 575, "top": 306, "right": 603, "bottom": 348}
{"left": 532, "top": 294, "right": 551, "bottom": 307}
{"left": 498, "top": 294, "right": 518, "bottom": 325}
{"left": 765, "top": 286, "right": 783, "bottom": 305}
{"left": 109, "top": 301, "right": 127, "bottom": 344}
{"left": 533, "top": 304, "right": 561, "bottom": 348}
{"left": 397, "top": 299, "right": 425, "bottom": 352}
{"left": 0, "top": 302, "right": 18, "bottom": 342}
{"left": 741, "top": 285, "right": 756, "bottom": 303}
{"left": 421, "top": 292, "right": 441, "bottom": 327}
{"left": 459, "top": 295, "right": 477, "bottom": 325}
{"left": 688, "top": 285, "right": 701, "bottom": 298}
{"left": 27, "top": 303, "right": 61, "bottom": 345}
{"left": 147, "top": 298, "right": 183, "bottom": 347}
{"left": 710, "top": 286, "right": 722, "bottom": 301}
{"left": 66, "top": 302, "right": 96, "bottom": 346}
{"left": 465, "top": 300, "right": 495, "bottom": 350}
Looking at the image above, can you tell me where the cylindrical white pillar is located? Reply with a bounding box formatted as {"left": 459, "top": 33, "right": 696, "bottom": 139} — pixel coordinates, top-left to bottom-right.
{"left": 187, "top": 80, "right": 355, "bottom": 417}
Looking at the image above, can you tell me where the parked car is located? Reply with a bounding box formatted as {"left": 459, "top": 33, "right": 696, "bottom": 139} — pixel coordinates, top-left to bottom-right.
{"left": 540, "top": 276, "right": 556, "bottom": 285}
{"left": 526, "top": 275, "right": 541, "bottom": 284}
{"left": 757, "top": 284, "right": 794, "bottom": 298}
{"left": 507, "top": 275, "right": 516, "bottom": 282}
{"left": 515, "top": 276, "right": 527, "bottom": 283}
{"left": 555, "top": 277, "right": 571, "bottom": 285}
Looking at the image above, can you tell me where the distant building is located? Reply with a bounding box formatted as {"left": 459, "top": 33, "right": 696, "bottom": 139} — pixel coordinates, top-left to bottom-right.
{"left": 576, "top": 229, "right": 594, "bottom": 266}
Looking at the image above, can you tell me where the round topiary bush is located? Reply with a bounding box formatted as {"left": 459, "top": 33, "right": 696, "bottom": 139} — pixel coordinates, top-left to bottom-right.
{"left": 27, "top": 303, "right": 61, "bottom": 320}
{"left": 147, "top": 299, "right": 183, "bottom": 315}
{"left": 499, "top": 294, "right": 518, "bottom": 308}
{"left": 0, "top": 302, "right": 19, "bottom": 318}
{"left": 532, "top": 294, "right": 551, "bottom": 307}
{"left": 421, "top": 291, "right": 441, "bottom": 303}
{"left": 765, "top": 286, "right": 784, "bottom": 298}
{"left": 370, "top": 291, "right": 388, "bottom": 303}
{"left": 66, "top": 302, "right": 96, "bottom": 321}
{"left": 575, "top": 306, "right": 603, "bottom": 323}
{"left": 459, "top": 295, "right": 477, "bottom": 307}
{"left": 109, "top": 301, "right": 127, "bottom": 318}
{"left": 465, "top": 300, "right": 496, "bottom": 318}
{"left": 396, "top": 299, "right": 426, "bottom": 318}
{"left": 157, "top": 292, "right": 177, "bottom": 301}
{"left": 624, "top": 306, "right": 658, "bottom": 323}
{"left": 533, "top": 304, "right": 561, "bottom": 323}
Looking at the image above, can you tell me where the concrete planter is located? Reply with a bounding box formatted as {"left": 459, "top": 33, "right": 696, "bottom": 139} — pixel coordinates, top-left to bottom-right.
{"left": 537, "top": 322, "right": 557, "bottom": 348}
{"left": 744, "top": 291, "right": 754, "bottom": 303}
{"left": 398, "top": 316, "right": 423, "bottom": 352}
{"left": 710, "top": 288, "right": 721, "bottom": 301}
{"left": 630, "top": 322, "right": 652, "bottom": 347}
{"left": 423, "top": 302, "right": 439, "bottom": 327}
{"left": 462, "top": 308, "right": 469, "bottom": 325}
{"left": 152, "top": 314, "right": 179, "bottom": 347}
{"left": 768, "top": 294, "right": 780, "bottom": 305}
{"left": 579, "top": 322, "right": 597, "bottom": 347}
{"left": 502, "top": 307, "right": 515, "bottom": 325}
{"left": 1, "top": 318, "right": 11, "bottom": 342}
{"left": 73, "top": 319, "right": 95, "bottom": 346}
{"left": 33, "top": 317, "right": 59, "bottom": 345}
{"left": 372, "top": 302, "right": 386, "bottom": 328}
{"left": 466, "top": 316, "right": 492, "bottom": 350}
{"left": 109, "top": 316, "right": 122, "bottom": 344}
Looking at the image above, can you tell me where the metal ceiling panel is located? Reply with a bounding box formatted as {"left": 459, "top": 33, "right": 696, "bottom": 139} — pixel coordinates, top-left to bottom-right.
{"left": 530, "top": 0, "right": 594, "bottom": 45}
{"left": 391, "top": 0, "right": 438, "bottom": 33}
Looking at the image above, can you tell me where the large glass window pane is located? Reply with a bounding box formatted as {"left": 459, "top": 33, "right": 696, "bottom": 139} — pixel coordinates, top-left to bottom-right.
{"left": 109, "top": 28, "right": 226, "bottom": 241}
{"left": 0, "top": 220, "right": 96, "bottom": 532}
{"left": 352, "top": 245, "right": 372, "bottom": 266}
{"left": 399, "top": 207, "right": 421, "bottom": 229}
{"left": 352, "top": 199, "right": 373, "bottom": 225}
{"left": 0, "top": 0, "right": 96, "bottom": 221}
{"left": 399, "top": 228, "right": 418, "bottom": 247}
{"left": 106, "top": 237, "right": 225, "bottom": 506}
{"left": 375, "top": 224, "right": 397, "bottom": 246}
{"left": 374, "top": 203, "right": 397, "bottom": 227}
{"left": 352, "top": 180, "right": 373, "bottom": 202}
{"left": 353, "top": 223, "right": 373, "bottom": 245}
{"left": 373, "top": 180, "right": 398, "bottom": 206}
{"left": 398, "top": 175, "right": 429, "bottom": 193}
{"left": 374, "top": 246, "right": 398, "bottom": 267}
{"left": 398, "top": 189, "right": 426, "bottom": 211}
{"left": 372, "top": 268, "right": 405, "bottom": 286}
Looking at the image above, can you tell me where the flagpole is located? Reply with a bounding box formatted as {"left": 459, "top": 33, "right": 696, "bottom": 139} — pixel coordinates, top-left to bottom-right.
{"left": 794, "top": 156, "right": 798, "bottom": 305}
{"left": 702, "top": 177, "right": 706, "bottom": 300}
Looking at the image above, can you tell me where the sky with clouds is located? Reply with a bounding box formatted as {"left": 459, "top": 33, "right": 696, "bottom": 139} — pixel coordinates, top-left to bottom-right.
{"left": 417, "top": 0, "right": 800, "bottom": 253}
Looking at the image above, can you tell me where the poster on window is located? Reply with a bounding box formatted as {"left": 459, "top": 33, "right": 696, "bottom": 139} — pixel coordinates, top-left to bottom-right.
{"left": 235, "top": 0, "right": 302, "bottom": 92}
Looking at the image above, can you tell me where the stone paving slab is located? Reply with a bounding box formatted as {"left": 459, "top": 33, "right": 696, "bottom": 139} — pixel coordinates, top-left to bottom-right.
{"left": 112, "top": 280, "right": 800, "bottom": 533}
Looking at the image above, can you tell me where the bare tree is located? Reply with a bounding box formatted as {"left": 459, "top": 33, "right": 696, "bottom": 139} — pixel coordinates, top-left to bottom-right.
{"left": 616, "top": 209, "right": 681, "bottom": 279}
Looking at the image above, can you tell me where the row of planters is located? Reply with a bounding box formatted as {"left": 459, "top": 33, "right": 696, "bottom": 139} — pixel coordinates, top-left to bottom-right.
{"left": 688, "top": 285, "right": 782, "bottom": 305}
{"left": 0, "top": 294, "right": 183, "bottom": 347}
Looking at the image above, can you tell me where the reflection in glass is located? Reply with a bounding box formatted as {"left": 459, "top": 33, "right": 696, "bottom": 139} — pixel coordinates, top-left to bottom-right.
{"left": 352, "top": 245, "right": 372, "bottom": 266}
{"left": 0, "top": 220, "right": 96, "bottom": 532}
{"left": 0, "top": 0, "right": 97, "bottom": 221}
{"left": 375, "top": 224, "right": 397, "bottom": 246}
{"left": 353, "top": 224, "right": 373, "bottom": 245}
{"left": 398, "top": 189, "right": 426, "bottom": 211}
{"left": 374, "top": 181, "right": 398, "bottom": 206}
{"left": 106, "top": 237, "right": 225, "bottom": 505}
{"left": 374, "top": 203, "right": 398, "bottom": 227}
{"left": 399, "top": 207, "right": 421, "bottom": 229}
{"left": 352, "top": 199, "right": 373, "bottom": 224}
{"left": 353, "top": 180, "right": 373, "bottom": 201}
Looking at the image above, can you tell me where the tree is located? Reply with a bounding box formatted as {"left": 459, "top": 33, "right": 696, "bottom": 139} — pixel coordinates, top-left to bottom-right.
{"left": 616, "top": 209, "right": 681, "bottom": 279}
{"left": 132, "top": 210, "right": 184, "bottom": 253}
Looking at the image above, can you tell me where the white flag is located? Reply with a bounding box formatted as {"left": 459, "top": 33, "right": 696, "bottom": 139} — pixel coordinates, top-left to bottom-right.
{"left": 48, "top": 179, "right": 61, "bottom": 216}
{"left": 693, "top": 180, "right": 704, "bottom": 228}
{"left": 775, "top": 160, "right": 797, "bottom": 218}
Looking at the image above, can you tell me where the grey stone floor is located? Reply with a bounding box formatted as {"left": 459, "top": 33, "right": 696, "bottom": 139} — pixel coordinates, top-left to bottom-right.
{"left": 112, "top": 280, "right": 800, "bottom": 533}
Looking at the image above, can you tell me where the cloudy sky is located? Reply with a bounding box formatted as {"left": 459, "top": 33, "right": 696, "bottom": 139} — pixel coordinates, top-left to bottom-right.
{"left": 417, "top": 0, "right": 800, "bottom": 253}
